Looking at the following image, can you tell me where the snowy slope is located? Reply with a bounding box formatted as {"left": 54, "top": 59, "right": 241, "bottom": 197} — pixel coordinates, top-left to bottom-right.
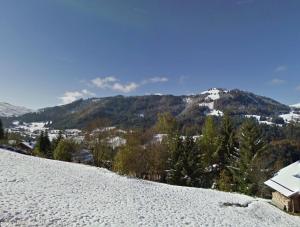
{"left": 280, "top": 111, "right": 300, "bottom": 123}
{"left": 0, "top": 102, "right": 32, "bottom": 117}
{"left": 0, "top": 150, "right": 299, "bottom": 227}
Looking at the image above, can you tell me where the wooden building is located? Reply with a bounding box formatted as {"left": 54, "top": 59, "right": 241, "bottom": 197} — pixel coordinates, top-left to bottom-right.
{"left": 265, "top": 161, "right": 300, "bottom": 213}
{"left": 17, "top": 141, "right": 35, "bottom": 155}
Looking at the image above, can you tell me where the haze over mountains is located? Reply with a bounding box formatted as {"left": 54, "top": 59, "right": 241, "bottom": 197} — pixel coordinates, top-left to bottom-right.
{"left": 0, "top": 102, "right": 32, "bottom": 117}
{"left": 1, "top": 88, "right": 300, "bottom": 129}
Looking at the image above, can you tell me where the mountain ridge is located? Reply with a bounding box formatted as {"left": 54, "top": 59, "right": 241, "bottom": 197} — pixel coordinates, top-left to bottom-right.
{"left": 2, "top": 88, "right": 299, "bottom": 129}
{"left": 0, "top": 102, "right": 32, "bottom": 117}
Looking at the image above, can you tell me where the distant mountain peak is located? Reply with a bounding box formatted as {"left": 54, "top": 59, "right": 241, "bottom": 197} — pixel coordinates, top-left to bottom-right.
{"left": 290, "top": 103, "right": 300, "bottom": 108}
{"left": 0, "top": 102, "right": 32, "bottom": 117}
{"left": 3, "top": 89, "right": 295, "bottom": 128}
{"left": 201, "top": 88, "right": 228, "bottom": 94}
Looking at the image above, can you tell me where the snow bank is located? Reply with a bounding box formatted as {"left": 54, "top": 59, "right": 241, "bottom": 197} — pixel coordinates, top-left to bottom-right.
{"left": 0, "top": 149, "right": 299, "bottom": 227}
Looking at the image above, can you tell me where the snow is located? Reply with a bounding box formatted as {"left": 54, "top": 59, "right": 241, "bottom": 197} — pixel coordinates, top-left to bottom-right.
{"left": 12, "top": 121, "right": 19, "bottom": 126}
{"left": 108, "top": 136, "right": 126, "bottom": 149}
{"left": 279, "top": 111, "right": 300, "bottom": 123}
{"left": 245, "top": 115, "right": 279, "bottom": 126}
{"left": 201, "top": 88, "right": 221, "bottom": 100}
{"left": 13, "top": 122, "right": 49, "bottom": 133}
{"left": 199, "top": 102, "right": 223, "bottom": 117}
{"left": 198, "top": 89, "right": 225, "bottom": 116}
{"left": 153, "top": 134, "right": 168, "bottom": 143}
{"left": 20, "top": 141, "right": 35, "bottom": 150}
{"left": 1, "top": 149, "right": 299, "bottom": 227}
{"left": 208, "top": 109, "right": 224, "bottom": 116}
{"left": 199, "top": 101, "right": 214, "bottom": 110}
{"left": 201, "top": 88, "right": 228, "bottom": 101}
{"left": 265, "top": 161, "right": 300, "bottom": 197}
{"left": 183, "top": 97, "right": 193, "bottom": 104}
{"left": 290, "top": 103, "right": 300, "bottom": 108}
{"left": 0, "top": 102, "right": 32, "bottom": 117}
{"left": 245, "top": 115, "right": 261, "bottom": 121}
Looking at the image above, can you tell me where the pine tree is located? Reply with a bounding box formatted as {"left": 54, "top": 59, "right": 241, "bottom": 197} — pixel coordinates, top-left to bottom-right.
{"left": 166, "top": 135, "right": 185, "bottom": 185}
{"left": 44, "top": 130, "right": 52, "bottom": 158}
{"left": 34, "top": 131, "right": 52, "bottom": 158}
{"left": 166, "top": 135, "right": 204, "bottom": 187}
{"left": 215, "top": 113, "right": 237, "bottom": 168}
{"left": 232, "top": 119, "right": 267, "bottom": 195}
{"left": 52, "top": 131, "right": 63, "bottom": 152}
{"left": 0, "top": 119, "right": 4, "bottom": 140}
{"left": 215, "top": 113, "right": 238, "bottom": 191}
{"left": 199, "top": 116, "right": 219, "bottom": 168}
{"left": 181, "top": 136, "right": 204, "bottom": 187}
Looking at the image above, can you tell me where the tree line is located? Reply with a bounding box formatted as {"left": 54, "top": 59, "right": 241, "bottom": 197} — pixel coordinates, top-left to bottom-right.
{"left": 110, "top": 112, "right": 274, "bottom": 197}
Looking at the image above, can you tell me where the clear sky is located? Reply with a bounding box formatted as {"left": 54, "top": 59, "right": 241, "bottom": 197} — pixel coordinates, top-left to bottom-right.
{"left": 0, "top": 0, "right": 300, "bottom": 109}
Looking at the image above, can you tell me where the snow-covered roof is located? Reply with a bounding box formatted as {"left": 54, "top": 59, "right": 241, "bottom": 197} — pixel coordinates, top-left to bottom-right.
{"left": 20, "top": 141, "right": 35, "bottom": 150}
{"left": 264, "top": 161, "right": 300, "bottom": 197}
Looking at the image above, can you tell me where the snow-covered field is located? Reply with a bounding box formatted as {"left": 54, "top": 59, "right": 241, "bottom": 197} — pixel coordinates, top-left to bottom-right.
{"left": 0, "top": 149, "right": 299, "bottom": 227}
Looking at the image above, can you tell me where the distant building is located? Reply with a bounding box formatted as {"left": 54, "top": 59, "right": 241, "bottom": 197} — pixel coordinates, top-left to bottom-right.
{"left": 72, "top": 149, "right": 94, "bottom": 164}
{"left": 108, "top": 136, "right": 126, "bottom": 149}
{"left": 264, "top": 161, "right": 300, "bottom": 213}
{"left": 18, "top": 141, "right": 35, "bottom": 154}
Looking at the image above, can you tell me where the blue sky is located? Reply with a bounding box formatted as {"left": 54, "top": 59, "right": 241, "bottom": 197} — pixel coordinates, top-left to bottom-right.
{"left": 0, "top": 0, "right": 300, "bottom": 109}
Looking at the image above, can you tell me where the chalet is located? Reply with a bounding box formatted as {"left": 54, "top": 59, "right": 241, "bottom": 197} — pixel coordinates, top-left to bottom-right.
{"left": 18, "top": 141, "right": 35, "bottom": 155}
{"left": 264, "top": 161, "right": 300, "bottom": 213}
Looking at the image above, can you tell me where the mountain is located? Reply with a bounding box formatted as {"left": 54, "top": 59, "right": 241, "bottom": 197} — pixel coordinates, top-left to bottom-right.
{"left": 2, "top": 88, "right": 297, "bottom": 129}
{"left": 290, "top": 103, "right": 300, "bottom": 108}
{"left": 0, "top": 102, "right": 32, "bottom": 117}
{"left": 1, "top": 149, "right": 299, "bottom": 226}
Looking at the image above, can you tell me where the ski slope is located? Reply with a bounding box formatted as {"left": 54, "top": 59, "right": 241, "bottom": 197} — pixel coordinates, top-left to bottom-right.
{"left": 0, "top": 149, "right": 299, "bottom": 227}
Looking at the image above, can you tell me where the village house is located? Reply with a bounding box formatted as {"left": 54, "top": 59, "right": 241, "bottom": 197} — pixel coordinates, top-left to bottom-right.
{"left": 17, "top": 141, "right": 36, "bottom": 155}
{"left": 265, "top": 161, "right": 300, "bottom": 213}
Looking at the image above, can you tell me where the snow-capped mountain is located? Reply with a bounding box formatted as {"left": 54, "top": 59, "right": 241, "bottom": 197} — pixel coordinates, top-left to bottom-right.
{"left": 4, "top": 88, "right": 299, "bottom": 129}
{"left": 290, "top": 103, "right": 300, "bottom": 108}
{"left": 1, "top": 149, "right": 299, "bottom": 226}
{"left": 0, "top": 102, "right": 32, "bottom": 117}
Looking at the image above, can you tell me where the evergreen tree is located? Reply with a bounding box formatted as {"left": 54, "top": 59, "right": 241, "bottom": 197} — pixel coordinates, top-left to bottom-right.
{"left": 215, "top": 113, "right": 238, "bottom": 191}
{"left": 52, "top": 131, "right": 63, "bottom": 151}
{"left": 44, "top": 130, "right": 52, "bottom": 158}
{"left": 0, "top": 119, "right": 4, "bottom": 140}
{"left": 199, "top": 116, "right": 218, "bottom": 168}
{"left": 232, "top": 119, "right": 267, "bottom": 195}
{"left": 166, "top": 135, "right": 185, "bottom": 185}
{"left": 34, "top": 131, "right": 52, "bottom": 158}
{"left": 181, "top": 136, "right": 204, "bottom": 187}
{"left": 166, "top": 135, "right": 204, "bottom": 187}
